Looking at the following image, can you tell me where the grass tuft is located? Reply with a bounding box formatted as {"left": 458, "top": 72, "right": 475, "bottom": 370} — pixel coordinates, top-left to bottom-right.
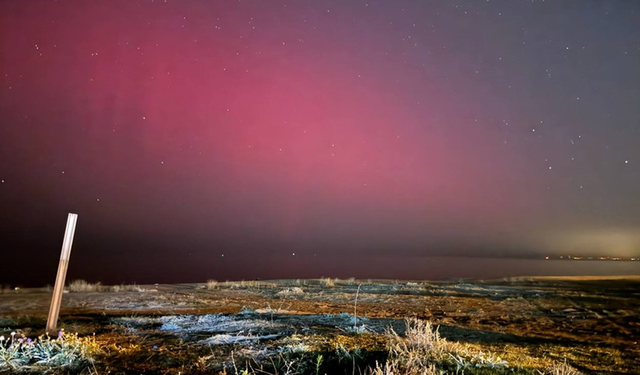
{"left": 67, "top": 280, "right": 103, "bottom": 293}
{"left": 540, "top": 360, "right": 584, "bottom": 375}
{"left": 206, "top": 280, "right": 220, "bottom": 290}
{"left": 373, "top": 318, "right": 510, "bottom": 374}
{"left": 319, "top": 277, "right": 335, "bottom": 287}
{"left": 276, "top": 287, "right": 305, "bottom": 298}
{"left": 110, "top": 283, "right": 146, "bottom": 292}
{"left": 0, "top": 330, "right": 99, "bottom": 372}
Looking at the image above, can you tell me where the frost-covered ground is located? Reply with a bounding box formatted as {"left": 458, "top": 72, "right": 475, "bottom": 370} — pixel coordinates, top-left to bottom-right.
{"left": 1, "top": 277, "right": 639, "bottom": 374}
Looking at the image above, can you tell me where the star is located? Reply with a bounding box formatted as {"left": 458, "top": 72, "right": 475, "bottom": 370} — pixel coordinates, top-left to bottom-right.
{"left": 1, "top": 0, "right": 639, "bottom": 289}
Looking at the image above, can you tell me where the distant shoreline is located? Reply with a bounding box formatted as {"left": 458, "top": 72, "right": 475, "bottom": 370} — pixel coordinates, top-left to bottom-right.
{"left": 501, "top": 275, "right": 640, "bottom": 281}
{"left": 4, "top": 274, "right": 640, "bottom": 291}
{"left": 544, "top": 257, "right": 639, "bottom": 261}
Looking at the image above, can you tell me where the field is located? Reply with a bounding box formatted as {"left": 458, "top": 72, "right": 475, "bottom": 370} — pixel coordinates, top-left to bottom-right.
{"left": 1, "top": 276, "right": 639, "bottom": 374}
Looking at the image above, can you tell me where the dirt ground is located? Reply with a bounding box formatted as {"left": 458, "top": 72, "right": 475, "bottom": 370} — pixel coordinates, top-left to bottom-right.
{"left": 1, "top": 276, "right": 639, "bottom": 374}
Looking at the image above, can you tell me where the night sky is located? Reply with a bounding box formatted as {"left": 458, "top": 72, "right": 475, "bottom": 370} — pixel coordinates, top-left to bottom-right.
{"left": 1, "top": 1, "right": 639, "bottom": 286}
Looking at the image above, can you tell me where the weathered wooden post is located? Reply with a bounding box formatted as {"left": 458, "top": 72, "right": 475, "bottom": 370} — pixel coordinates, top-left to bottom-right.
{"left": 46, "top": 213, "right": 78, "bottom": 335}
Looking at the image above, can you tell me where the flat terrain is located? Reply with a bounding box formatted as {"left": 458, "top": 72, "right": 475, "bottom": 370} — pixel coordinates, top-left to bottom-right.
{"left": 1, "top": 277, "right": 639, "bottom": 374}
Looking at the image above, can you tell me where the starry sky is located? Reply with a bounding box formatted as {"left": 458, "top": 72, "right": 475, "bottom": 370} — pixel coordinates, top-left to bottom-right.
{"left": 1, "top": 1, "right": 639, "bottom": 286}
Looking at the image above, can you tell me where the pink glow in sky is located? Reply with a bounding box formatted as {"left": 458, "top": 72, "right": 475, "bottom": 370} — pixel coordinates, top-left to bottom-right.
{"left": 1, "top": 1, "right": 639, "bottom": 284}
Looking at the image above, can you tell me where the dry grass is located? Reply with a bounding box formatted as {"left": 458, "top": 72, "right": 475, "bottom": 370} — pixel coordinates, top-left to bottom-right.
{"left": 369, "top": 318, "right": 585, "bottom": 375}
{"left": 372, "top": 318, "right": 505, "bottom": 374}
{"left": 0, "top": 331, "right": 100, "bottom": 372}
{"left": 206, "top": 280, "right": 219, "bottom": 290}
{"left": 380, "top": 318, "right": 464, "bottom": 372}
{"left": 1, "top": 278, "right": 627, "bottom": 374}
{"left": 228, "top": 280, "right": 262, "bottom": 289}
{"left": 276, "top": 287, "right": 305, "bottom": 298}
{"left": 110, "top": 283, "right": 146, "bottom": 292}
{"left": 319, "top": 277, "right": 335, "bottom": 287}
{"left": 220, "top": 280, "right": 279, "bottom": 289}
{"left": 66, "top": 280, "right": 147, "bottom": 293}
{"left": 67, "top": 280, "right": 103, "bottom": 293}
{"left": 370, "top": 360, "right": 440, "bottom": 375}
{"left": 541, "top": 360, "right": 584, "bottom": 375}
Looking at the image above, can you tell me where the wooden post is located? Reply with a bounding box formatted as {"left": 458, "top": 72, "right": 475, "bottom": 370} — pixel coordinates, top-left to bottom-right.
{"left": 46, "top": 213, "right": 78, "bottom": 335}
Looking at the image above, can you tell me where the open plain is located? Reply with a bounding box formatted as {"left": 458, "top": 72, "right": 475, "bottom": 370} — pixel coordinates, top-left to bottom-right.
{"left": 1, "top": 277, "right": 639, "bottom": 374}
